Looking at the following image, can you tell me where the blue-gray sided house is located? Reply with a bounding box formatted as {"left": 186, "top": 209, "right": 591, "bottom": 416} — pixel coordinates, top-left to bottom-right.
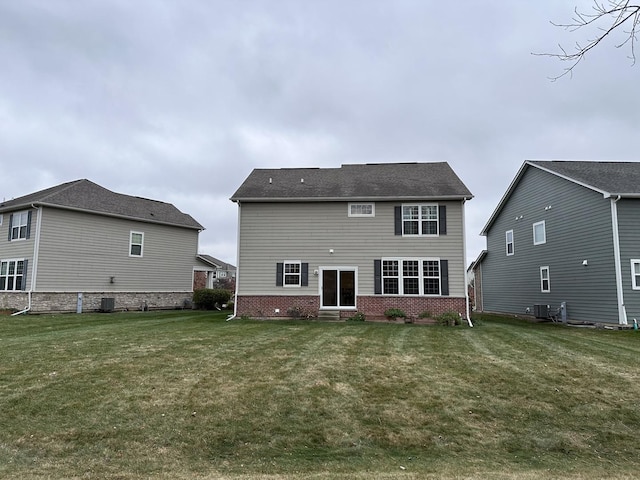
{"left": 0, "top": 179, "right": 204, "bottom": 313}
{"left": 478, "top": 160, "right": 640, "bottom": 325}
{"left": 230, "top": 162, "right": 473, "bottom": 320}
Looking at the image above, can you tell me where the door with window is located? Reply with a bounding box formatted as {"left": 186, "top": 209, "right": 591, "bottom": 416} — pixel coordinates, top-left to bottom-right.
{"left": 321, "top": 268, "right": 356, "bottom": 308}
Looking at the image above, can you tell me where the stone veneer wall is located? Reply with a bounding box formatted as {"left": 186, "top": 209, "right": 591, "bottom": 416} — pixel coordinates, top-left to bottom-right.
{"left": 0, "top": 292, "right": 193, "bottom": 314}
{"left": 235, "top": 295, "right": 467, "bottom": 320}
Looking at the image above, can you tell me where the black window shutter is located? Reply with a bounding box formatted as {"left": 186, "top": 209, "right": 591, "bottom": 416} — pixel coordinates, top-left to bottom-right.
{"left": 301, "top": 263, "right": 309, "bottom": 287}
{"left": 22, "top": 259, "right": 28, "bottom": 290}
{"left": 394, "top": 206, "right": 402, "bottom": 235}
{"left": 440, "top": 259, "right": 449, "bottom": 296}
{"left": 26, "top": 211, "right": 32, "bottom": 239}
{"left": 438, "top": 205, "right": 447, "bottom": 235}
{"left": 276, "top": 262, "right": 284, "bottom": 286}
{"left": 7, "top": 214, "right": 13, "bottom": 241}
{"left": 374, "top": 259, "right": 382, "bottom": 294}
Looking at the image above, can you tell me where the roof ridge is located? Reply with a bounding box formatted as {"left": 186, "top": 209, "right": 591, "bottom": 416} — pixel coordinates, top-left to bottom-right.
{"left": 38, "top": 179, "right": 87, "bottom": 202}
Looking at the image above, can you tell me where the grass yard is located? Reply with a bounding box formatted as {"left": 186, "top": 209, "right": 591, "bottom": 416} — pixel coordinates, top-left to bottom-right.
{"left": 1, "top": 311, "right": 640, "bottom": 479}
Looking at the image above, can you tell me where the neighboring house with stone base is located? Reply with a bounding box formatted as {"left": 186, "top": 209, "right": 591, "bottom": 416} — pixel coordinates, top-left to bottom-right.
{"left": 0, "top": 179, "right": 203, "bottom": 314}
{"left": 193, "top": 254, "right": 236, "bottom": 290}
{"left": 230, "top": 162, "right": 473, "bottom": 321}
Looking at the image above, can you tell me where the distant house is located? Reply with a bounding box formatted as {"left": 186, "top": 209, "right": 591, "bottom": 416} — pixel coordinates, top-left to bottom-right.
{"left": 0, "top": 179, "right": 204, "bottom": 313}
{"left": 230, "top": 162, "right": 473, "bottom": 321}
{"left": 478, "top": 160, "right": 640, "bottom": 325}
{"left": 193, "top": 254, "right": 236, "bottom": 290}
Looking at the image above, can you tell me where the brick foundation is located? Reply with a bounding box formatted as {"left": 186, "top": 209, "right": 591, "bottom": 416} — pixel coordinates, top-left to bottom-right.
{"left": 236, "top": 295, "right": 466, "bottom": 320}
{"left": 0, "top": 291, "right": 194, "bottom": 314}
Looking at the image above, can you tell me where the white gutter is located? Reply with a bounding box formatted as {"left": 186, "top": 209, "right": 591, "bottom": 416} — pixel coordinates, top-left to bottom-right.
{"left": 12, "top": 205, "right": 42, "bottom": 315}
{"left": 462, "top": 199, "right": 473, "bottom": 327}
{"left": 227, "top": 200, "right": 241, "bottom": 321}
{"left": 610, "top": 196, "right": 627, "bottom": 325}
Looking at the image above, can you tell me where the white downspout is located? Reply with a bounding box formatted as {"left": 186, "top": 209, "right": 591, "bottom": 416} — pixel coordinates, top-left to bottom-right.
{"left": 227, "top": 200, "right": 241, "bottom": 321}
{"left": 610, "top": 196, "right": 627, "bottom": 325}
{"left": 462, "top": 199, "right": 473, "bottom": 327}
{"left": 12, "top": 205, "right": 41, "bottom": 316}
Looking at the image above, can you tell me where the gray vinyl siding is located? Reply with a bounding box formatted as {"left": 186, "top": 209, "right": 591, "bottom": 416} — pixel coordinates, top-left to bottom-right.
{"left": 237, "top": 200, "right": 466, "bottom": 297}
{"left": 616, "top": 199, "right": 640, "bottom": 321}
{"left": 482, "top": 166, "right": 618, "bottom": 323}
{"left": 35, "top": 208, "right": 198, "bottom": 292}
{"left": 0, "top": 208, "right": 36, "bottom": 289}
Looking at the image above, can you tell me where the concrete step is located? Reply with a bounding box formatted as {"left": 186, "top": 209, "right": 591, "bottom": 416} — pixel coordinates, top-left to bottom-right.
{"left": 317, "top": 310, "right": 341, "bottom": 322}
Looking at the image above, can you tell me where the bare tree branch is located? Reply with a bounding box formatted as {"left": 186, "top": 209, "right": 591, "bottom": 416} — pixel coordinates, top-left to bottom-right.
{"left": 534, "top": 1, "right": 640, "bottom": 80}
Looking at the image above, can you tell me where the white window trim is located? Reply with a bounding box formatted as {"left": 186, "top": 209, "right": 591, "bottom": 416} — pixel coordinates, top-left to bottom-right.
{"left": 540, "top": 266, "right": 550, "bottom": 293}
{"left": 402, "top": 204, "right": 439, "bottom": 237}
{"left": 631, "top": 259, "right": 640, "bottom": 290}
{"left": 348, "top": 203, "right": 375, "bottom": 217}
{"left": 506, "top": 230, "right": 514, "bottom": 256}
{"left": 533, "top": 221, "right": 546, "bottom": 245}
{"left": 0, "top": 258, "right": 25, "bottom": 291}
{"left": 10, "top": 210, "right": 29, "bottom": 241}
{"left": 283, "top": 260, "right": 302, "bottom": 288}
{"left": 382, "top": 257, "right": 442, "bottom": 296}
{"left": 129, "top": 231, "right": 144, "bottom": 257}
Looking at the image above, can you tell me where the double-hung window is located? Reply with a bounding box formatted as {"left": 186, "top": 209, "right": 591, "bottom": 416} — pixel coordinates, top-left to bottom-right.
{"left": 10, "top": 211, "right": 29, "bottom": 240}
{"left": 631, "top": 260, "right": 640, "bottom": 290}
{"left": 130, "top": 231, "right": 144, "bottom": 257}
{"left": 382, "top": 258, "right": 442, "bottom": 295}
{"left": 540, "top": 266, "right": 550, "bottom": 293}
{"left": 283, "top": 261, "right": 301, "bottom": 287}
{"left": 506, "top": 230, "right": 514, "bottom": 256}
{"left": 402, "top": 205, "right": 438, "bottom": 236}
{"left": 0, "top": 259, "right": 25, "bottom": 291}
{"left": 533, "top": 221, "right": 546, "bottom": 245}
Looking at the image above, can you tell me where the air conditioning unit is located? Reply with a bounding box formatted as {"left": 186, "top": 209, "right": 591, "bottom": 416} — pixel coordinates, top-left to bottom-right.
{"left": 100, "top": 297, "right": 115, "bottom": 313}
{"left": 533, "top": 304, "right": 549, "bottom": 319}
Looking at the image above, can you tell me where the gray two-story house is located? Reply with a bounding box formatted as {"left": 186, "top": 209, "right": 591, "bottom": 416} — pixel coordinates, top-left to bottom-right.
{"left": 230, "top": 162, "right": 473, "bottom": 321}
{"left": 0, "top": 179, "right": 204, "bottom": 313}
{"left": 478, "top": 160, "right": 640, "bottom": 325}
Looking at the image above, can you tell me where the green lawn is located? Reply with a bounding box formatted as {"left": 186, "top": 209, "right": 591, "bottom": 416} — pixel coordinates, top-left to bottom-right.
{"left": 1, "top": 310, "right": 640, "bottom": 479}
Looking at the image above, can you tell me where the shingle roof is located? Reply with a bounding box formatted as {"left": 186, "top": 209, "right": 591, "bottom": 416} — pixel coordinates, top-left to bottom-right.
{"left": 230, "top": 162, "right": 473, "bottom": 202}
{"left": 528, "top": 160, "right": 640, "bottom": 196}
{"left": 0, "top": 179, "right": 203, "bottom": 229}
{"left": 197, "top": 254, "right": 236, "bottom": 270}
{"left": 480, "top": 160, "right": 640, "bottom": 236}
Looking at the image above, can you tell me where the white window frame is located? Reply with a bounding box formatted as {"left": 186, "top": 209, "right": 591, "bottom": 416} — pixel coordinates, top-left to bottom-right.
{"left": 129, "top": 231, "right": 144, "bottom": 257}
{"left": 540, "top": 266, "right": 550, "bottom": 293}
{"left": 0, "top": 258, "right": 25, "bottom": 291}
{"left": 382, "top": 257, "right": 441, "bottom": 296}
{"left": 631, "top": 260, "right": 640, "bottom": 290}
{"left": 533, "top": 221, "right": 546, "bottom": 245}
{"left": 348, "top": 203, "right": 375, "bottom": 217}
{"left": 506, "top": 230, "right": 514, "bottom": 256}
{"left": 283, "top": 261, "right": 301, "bottom": 287}
{"left": 402, "top": 204, "right": 439, "bottom": 236}
{"left": 10, "top": 211, "right": 29, "bottom": 241}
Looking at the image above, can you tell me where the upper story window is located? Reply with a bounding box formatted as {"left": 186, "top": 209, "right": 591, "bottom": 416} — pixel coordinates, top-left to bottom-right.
{"left": 348, "top": 203, "right": 375, "bottom": 217}
{"left": 631, "top": 260, "right": 640, "bottom": 290}
{"left": 0, "top": 259, "right": 25, "bottom": 291}
{"left": 10, "top": 211, "right": 30, "bottom": 241}
{"left": 506, "top": 230, "right": 514, "bottom": 256}
{"left": 129, "top": 231, "right": 144, "bottom": 257}
{"left": 533, "top": 221, "right": 546, "bottom": 245}
{"left": 402, "top": 204, "right": 438, "bottom": 236}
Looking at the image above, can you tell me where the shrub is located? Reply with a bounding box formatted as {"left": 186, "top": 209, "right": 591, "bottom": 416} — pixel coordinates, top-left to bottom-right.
{"left": 435, "top": 310, "right": 462, "bottom": 326}
{"left": 418, "top": 310, "right": 432, "bottom": 319}
{"left": 347, "top": 312, "right": 366, "bottom": 322}
{"left": 192, "top": 288, "right": 231, "bottom": 310}
{"left": 384, "top": 308, "right": 407, "bottom": 319}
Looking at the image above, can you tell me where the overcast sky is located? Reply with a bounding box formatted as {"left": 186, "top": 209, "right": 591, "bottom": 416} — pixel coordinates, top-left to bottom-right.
{"left": 1, "top": 0, "right": 639, "bottom": 266}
